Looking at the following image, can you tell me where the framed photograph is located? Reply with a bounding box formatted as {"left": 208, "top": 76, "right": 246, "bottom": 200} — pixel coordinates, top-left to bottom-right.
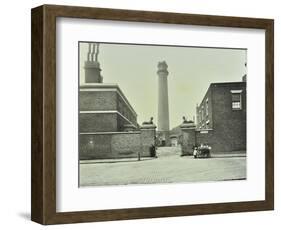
{"left": 31, "top": 4, "right": 274, "bottom": 225}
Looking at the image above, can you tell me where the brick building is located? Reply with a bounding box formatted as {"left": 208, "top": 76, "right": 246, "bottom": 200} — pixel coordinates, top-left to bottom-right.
{"left": 80, "top": 83, "right": 138, "bottom": 133}
{"left": 194, "top": 81, "right": 247, "bottom": 152}
{"left": 79, "top": 43, "right": 156, "bottom": 160}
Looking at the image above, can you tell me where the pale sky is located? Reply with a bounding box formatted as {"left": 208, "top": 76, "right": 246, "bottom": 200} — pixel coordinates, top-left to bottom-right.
{"left": 79, "top": 42, "right": 246, "bottom": 129}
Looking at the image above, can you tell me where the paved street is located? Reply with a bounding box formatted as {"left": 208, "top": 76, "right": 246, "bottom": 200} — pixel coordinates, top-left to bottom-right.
{"left": 80, "top": 146, "right": 246, "bottom": 187}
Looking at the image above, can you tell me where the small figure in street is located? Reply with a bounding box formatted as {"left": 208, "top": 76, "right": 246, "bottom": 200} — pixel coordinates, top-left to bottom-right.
{"left": 150, "top": 144, "right": 157, "bottom": 158}
{"left": 138, "top": 152, "right": 141, "bottom": 161}
{"left": 193, "top": 145, "right": 198, "bottom": 158}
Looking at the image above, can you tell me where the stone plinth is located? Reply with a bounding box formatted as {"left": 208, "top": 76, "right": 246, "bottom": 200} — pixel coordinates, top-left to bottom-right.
{"left": 140, "top": 124, "right": 157, "bottom": 157}
{"left": 180, "top": 122, "right": 196, "bottom": 155}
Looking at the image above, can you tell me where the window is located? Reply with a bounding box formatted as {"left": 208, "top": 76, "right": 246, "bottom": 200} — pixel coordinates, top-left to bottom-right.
{"left": 231, "top": 90, "right": 242, "bottom": 110}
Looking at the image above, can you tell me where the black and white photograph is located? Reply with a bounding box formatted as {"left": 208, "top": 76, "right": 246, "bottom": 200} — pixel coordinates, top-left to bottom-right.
{"left": 0, "top": 0, "right": 276, "bottom": 227}
{"left": 78, "top": 42, "right": 247, "bottom": 187}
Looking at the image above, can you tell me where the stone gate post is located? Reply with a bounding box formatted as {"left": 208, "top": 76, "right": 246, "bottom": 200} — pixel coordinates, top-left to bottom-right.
{"left": 180, "top": 121, "right": 196, "bottom": 155}
{"left": 140, "top": 123, "right": 157, "bottom": 157}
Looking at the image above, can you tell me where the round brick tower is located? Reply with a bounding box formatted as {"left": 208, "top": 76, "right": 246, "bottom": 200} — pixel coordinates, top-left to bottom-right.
{"left": 157, "top": 61, "right": 170, "bottom": 146}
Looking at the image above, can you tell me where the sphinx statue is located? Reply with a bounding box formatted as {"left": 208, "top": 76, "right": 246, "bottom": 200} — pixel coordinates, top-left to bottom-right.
{"left": 142, "top": 117, "right": 154, "bottom": 125}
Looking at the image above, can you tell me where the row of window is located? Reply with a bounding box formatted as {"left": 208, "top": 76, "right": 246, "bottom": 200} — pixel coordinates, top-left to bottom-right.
{"left": 197, "top": 98, "right": 209, "bottom": 125}
{"left": 197, "top": 90, "right": 243, "bottom": 129}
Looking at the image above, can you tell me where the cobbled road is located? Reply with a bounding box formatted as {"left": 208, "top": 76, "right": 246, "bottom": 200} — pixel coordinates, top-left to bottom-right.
{"left": 80, "top": 146, "right": 246, "bottom": 187}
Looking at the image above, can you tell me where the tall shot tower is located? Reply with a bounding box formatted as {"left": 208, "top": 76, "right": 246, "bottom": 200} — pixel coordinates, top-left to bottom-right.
{"left": 157, "top": 61, "right": 170, "bottom": 146}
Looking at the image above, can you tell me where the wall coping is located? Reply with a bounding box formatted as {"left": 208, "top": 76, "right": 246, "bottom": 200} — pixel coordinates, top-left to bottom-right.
{"left": 181, "top": 127, "right": 196, "bottom": 130}
{"left": 180, "top": 123, "right": 196, "bottom": 129}
{"left": 80, "top": 131, "right": 141, "bottom": 135}
{"left": 140, "top": 124, "right": 156, "bottom": 130}
{"left": 195, "top": 128, "right": 214, "bottom": 132}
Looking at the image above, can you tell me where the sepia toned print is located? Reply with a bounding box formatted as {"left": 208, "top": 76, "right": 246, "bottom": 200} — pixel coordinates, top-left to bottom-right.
{"left": 78, "top": 42, "right": 247, "bottom": 187}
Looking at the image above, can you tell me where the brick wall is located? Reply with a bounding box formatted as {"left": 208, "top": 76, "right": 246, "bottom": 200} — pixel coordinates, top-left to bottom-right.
{"left": 141, "top": 128, "right": 156, "bottom": 157}
{"left": 211, "top": 83, "right": 246, "bottom": 152}
{"left": 197, "top": 86, "right": 213, "bottom": 129}
{"left": 80, "top": 112, "right": 139, "bottom": 133}
{"left": 79, "top": 91, "right": 117, "bottom": 111}
{"left": 79, "top": 113, "right": 118, "bottom": 132}
{"left": 196, "top": 129, "right": 222, "bottom": 152}
{"left": 181, "top": 128, "right": 196, "bottom": 155}
{"left": 117, "top": 94, "right": 138, "bottom": 126}
{"left": 79, "top": 127, "right": 156, "bottom": 160}
{"left": 80, "top": 132, "right": 141, "bottom": 159}
{"left": 117, "top": 113, "right": 138, "bottom": 131}
{"left": 80, "top": 134, "right": 112, "bottom": 159}
{"left": 79, "top": 88, "right": 138, "bottom": 132}
{"left": 193, "top": 82, "right": 246, "bottom": 153}
{"left": 111, "top": 133, "right": 141, "bottom": 157}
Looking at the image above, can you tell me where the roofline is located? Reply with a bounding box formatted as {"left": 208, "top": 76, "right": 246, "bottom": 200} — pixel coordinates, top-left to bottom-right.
{"left": 210, "top": 81, "right": 246, "bottom": 86}
{"left": 197, "top": 81, "right": 246, "bottom": 108}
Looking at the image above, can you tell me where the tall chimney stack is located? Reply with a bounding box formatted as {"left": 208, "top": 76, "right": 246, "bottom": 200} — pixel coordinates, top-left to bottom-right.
{"left": 84, "top": 43, "right": 103, "bottom": 83}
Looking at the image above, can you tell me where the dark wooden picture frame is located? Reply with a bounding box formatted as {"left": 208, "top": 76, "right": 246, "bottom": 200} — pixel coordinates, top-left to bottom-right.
{"left": 31, "top": 4, "right": 274, "bottom": 225}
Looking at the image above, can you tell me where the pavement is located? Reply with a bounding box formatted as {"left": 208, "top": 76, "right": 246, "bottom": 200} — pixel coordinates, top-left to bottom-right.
{"left": 79, "top": 146, "right": 246, "bottom": 187}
